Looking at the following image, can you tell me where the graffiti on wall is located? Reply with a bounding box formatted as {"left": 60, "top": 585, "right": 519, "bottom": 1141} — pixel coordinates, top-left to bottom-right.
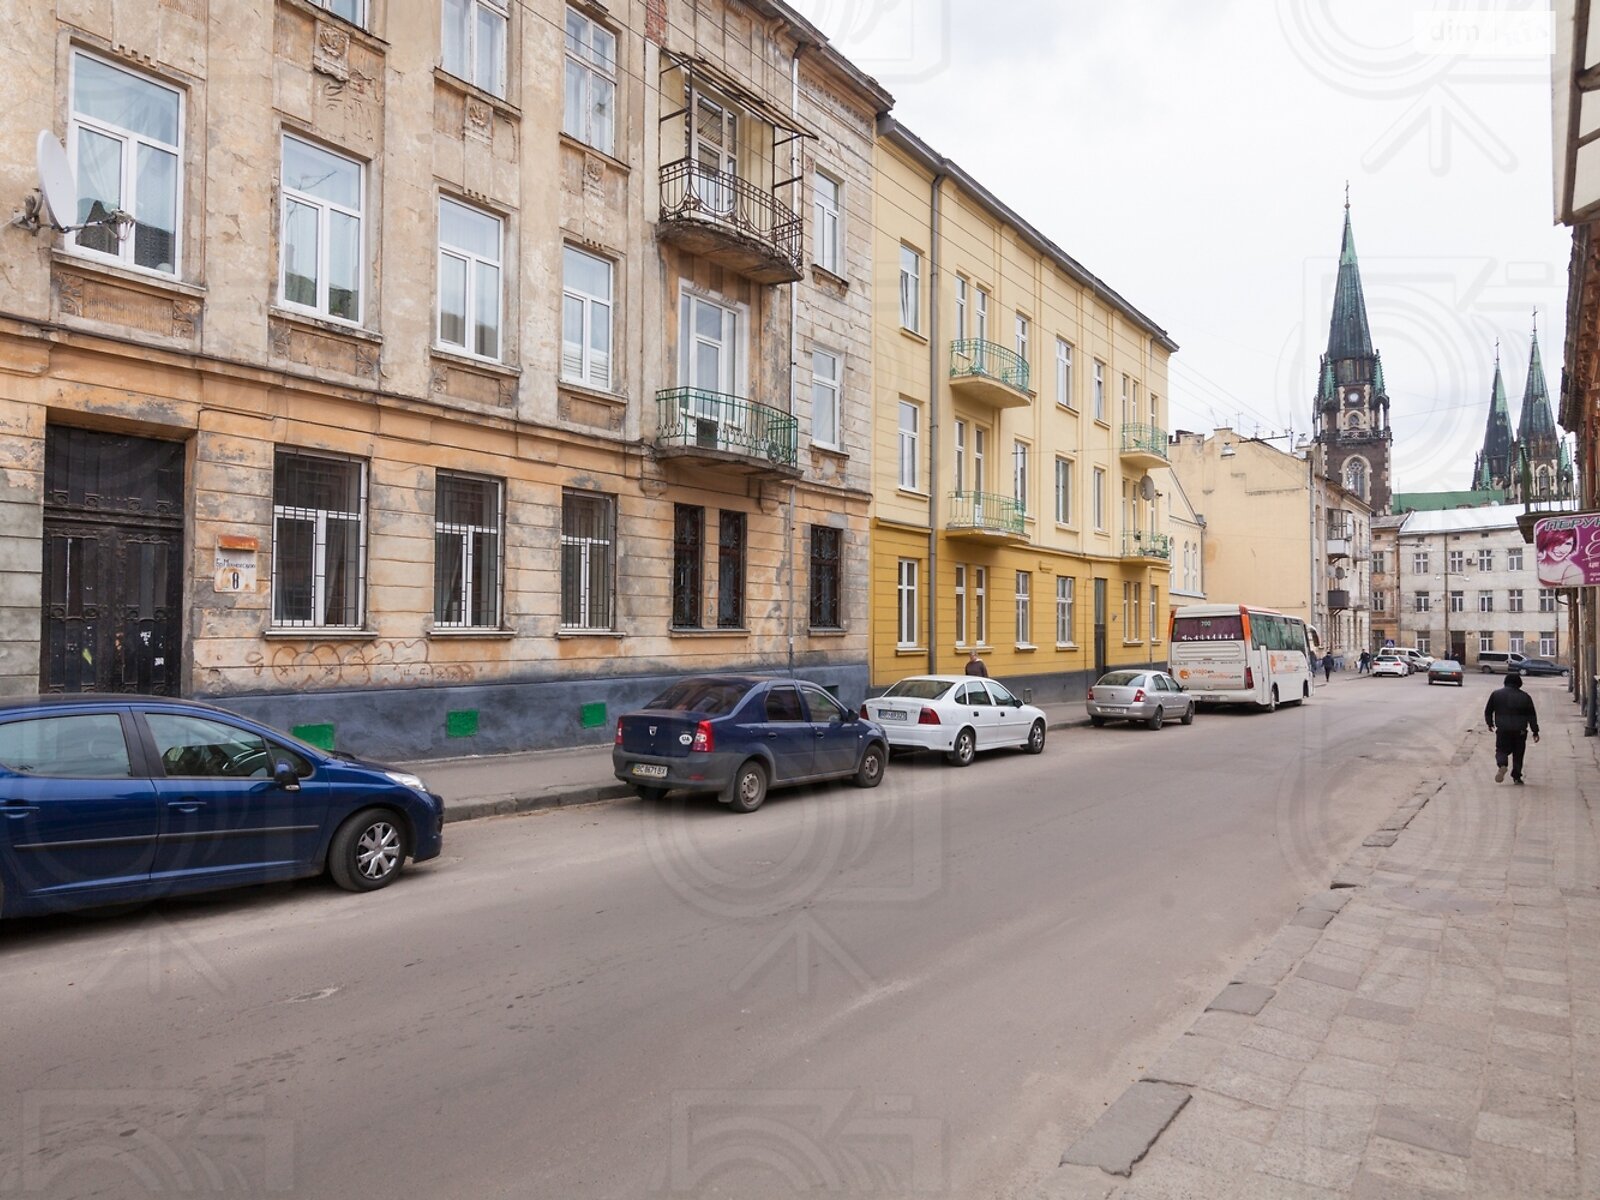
{"left": 245, "top": 639, "right": 477, "bottom": 689}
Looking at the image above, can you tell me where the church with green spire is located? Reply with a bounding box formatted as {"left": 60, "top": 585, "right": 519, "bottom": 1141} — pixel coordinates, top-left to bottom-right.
{"left": 1470, "top": 320, "right": 1573, "bottom": 505}
{"left": 1313, "top": 198, "right": 1394, "bottom": 514}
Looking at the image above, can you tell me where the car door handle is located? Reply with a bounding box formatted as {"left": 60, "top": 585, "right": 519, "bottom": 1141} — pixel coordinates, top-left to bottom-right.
{"left": 1, "top": 802, "right": 38, "bottom": 816}
{"left": 167, "top": 800, "right": 206, "bottom": 814}
{"left": 766, "top": 732, "right": 779, "bottom": 740}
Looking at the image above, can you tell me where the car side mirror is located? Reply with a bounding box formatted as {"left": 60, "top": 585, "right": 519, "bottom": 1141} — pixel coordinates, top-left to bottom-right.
{"left": 272, "top": 760, "right": 302, "bottom": 791}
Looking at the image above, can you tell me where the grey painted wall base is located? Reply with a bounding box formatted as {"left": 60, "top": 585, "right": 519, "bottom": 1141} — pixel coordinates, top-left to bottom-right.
{"left": 218, "top": 661, "right": 871, "bottom": 762}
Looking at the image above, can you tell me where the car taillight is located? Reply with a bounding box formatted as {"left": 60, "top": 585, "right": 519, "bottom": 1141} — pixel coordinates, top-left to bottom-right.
{"left": 1132, "top": 689, "right": 1146, "bottom": 703}
{"left": 1244, "top": 667, "right": 1254, "bottom": 689}
{"left": 1085, "top": 688, "right": 1095, "bottom": 701}
{"left": 615, "top": 721, "right": 623, "bottom": 745}
{"left": 859, "top": 704, "right": 870, "bottom": 719}
{"left": 917, "top": 707, "right": 941, "bottom": 725}
{"left": 691, "top": 721, "right": 714, "bottom": 753}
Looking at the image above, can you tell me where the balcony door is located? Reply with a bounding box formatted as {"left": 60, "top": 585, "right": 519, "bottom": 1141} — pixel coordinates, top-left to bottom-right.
{"left": 692, "top": 95, "right": 738, "bottom": 216}
{"left": 679, "top": 293, "right": 742, "bottom": 441}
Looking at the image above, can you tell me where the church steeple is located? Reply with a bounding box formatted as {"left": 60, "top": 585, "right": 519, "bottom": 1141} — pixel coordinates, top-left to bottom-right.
{"left": 1326, "top": 198, "right": 1375, "bottom": 363}
{"left": 1507, "top": 315, "right": 1571, "bottom": 505}
{"left": 1517, "top": 319, "right": 1557, "bottom": 444}
{"left": 1472, "top": 343, "right": 1514, "bottom": 490}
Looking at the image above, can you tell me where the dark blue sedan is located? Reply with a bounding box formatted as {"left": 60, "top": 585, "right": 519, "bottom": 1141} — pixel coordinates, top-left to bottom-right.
{"left": 0, "top": 695, "right": 444, "bottom": 919}
{"left": 613, "top": 676, "right": 889, "bottom": 812}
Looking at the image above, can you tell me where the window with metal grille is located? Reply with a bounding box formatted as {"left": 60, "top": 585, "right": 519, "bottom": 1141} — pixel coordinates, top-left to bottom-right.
{"left": 718, "top": 512, "right": 745, "bottom": 629}
{"left": 434, "top": 473, "right": 502, "bottom": 628}
{"left": 809, "top": 526, "right": 841, "bottom": 629}
{"left": 272, "top": 451, "right": 366, "bottom": 628}
{"left": 561, "top": 490, "right": 615, "bottom": 630}
{"left": 672, "top": 504, "right": 704, "bottom": 628}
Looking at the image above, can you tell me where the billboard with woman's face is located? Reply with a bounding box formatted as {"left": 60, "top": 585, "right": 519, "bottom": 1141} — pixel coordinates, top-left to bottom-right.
{"left": 1535, "top": 514, "right": 1600, "bottom": 586}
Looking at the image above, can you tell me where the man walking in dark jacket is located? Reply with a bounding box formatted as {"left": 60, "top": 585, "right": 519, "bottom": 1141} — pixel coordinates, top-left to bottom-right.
{"left": 1485, "top": 672, "right": 1540, "bottom": 785}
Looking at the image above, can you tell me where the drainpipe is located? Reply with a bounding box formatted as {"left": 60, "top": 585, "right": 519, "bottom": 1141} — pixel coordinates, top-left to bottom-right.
{"left": 927, "top": 169, "right": 945, "bottom": 675}
{"left": 786, "top": 43, "right": 803, "bottom": 681}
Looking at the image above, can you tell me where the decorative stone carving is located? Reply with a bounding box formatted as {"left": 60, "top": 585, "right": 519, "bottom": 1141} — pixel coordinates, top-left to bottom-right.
{"left": 171, "top": 298, "right": 200, "bottom": 338}
{"left": 431, "top": 363, "right": 451, "bottom": 395}
{"left": 313, "top": 22, "right": 351, "bottom": 82}
{"left": 57, "top": 273, "right": 83, "bottom": 317}
{"left": 583, "top": 152, "right": 606, "bottom": 200}
{"left": 465, "top": 99, "right": 492, "bottom": 144}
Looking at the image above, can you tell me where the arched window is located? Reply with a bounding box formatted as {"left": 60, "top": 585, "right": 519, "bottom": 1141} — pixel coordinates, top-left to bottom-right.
{"left": 1345, "top": 458, "right": 1368, "bottom": 500}
{"left": 1536, "top": 465, "right": 1553, "bottom": 497}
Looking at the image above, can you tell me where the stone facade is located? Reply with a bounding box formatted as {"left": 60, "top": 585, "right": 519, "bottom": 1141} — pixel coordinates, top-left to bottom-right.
{"left": 0, "top": 0, "right": 889, "bottom": 759}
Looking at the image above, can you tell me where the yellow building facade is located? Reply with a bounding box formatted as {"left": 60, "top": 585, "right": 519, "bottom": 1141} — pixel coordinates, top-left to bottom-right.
{"left": 869, "top": 122, "right": 1179, "bottom": 697}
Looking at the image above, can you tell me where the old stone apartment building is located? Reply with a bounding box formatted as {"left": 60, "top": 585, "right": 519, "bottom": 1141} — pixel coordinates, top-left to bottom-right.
{"left": 0, "top": 0, "right": 889, "bottom": 758}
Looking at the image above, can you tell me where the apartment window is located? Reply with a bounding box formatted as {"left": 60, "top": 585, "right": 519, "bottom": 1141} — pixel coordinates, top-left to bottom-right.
{"left": 1054, "top": 457, "right": 1073, "bottom": 524}
{"left": 973, "top": 428, "right": 986, "bottom": 492}
{"left": 1015, "top": 315, "right": 1030, "bottom": 366}
{"left": 898, "top": 245, "right": 921, "bottom": 332}
{"left": 1479, "top": 632, "right": 1494, "bottom": 654}
{"left": 1541, "top": 631, "right": 1557, "bottom": 657}
{"left": 953, "top": 421, "right": 967, "bottom": 492}
{"left": 1478, "top": 548, "right": 1493, "bottom": 571}
{"left": 563, "top": 8, "right": 617, "bottom": 153}
{"left": 811, "top": 349, "right": 840, "bottom": 449}
{"left": 1373, "top": 591, "right": 1387, "bottom": 613}
{"left": 1448, "top": 550, "right": 1465, "bottom": 573}
{"left": 813, "top": 173, "right": 841, "bottom": 274}
{"left": 1412, "top": 551, "right": 1430, "bottom": 574}
{"left": 717, "top": 512, "right": 745, "bottom": 629}
{"left": 898, "top": 401, "right": 919, "bottom": 490}
{"left": 1150, "top": 587, "right": 1160, "bottom": 642}
{"left": 280, "top": 136, "right": 362, "bottom": 323}
{"left": 1056, "top": 576, "right": 1075, "bottom": 645}
{"left": 1122, "top": 581, "right": 1140, "bottom": 639}
{"left": 1414, "top": 592, "right": 1431, "bottom": 613}
{"left": 312, "top": 0, "right": 364, "bottom": 24}
{"left": 1417, "top": 634, "right": 1431, "bottom": 656}
{"left": 1121, "top": 374, "right": 1134, "bottom": 425}
{"left": 1373, "top": 551, "right": 1387, "bottom": 574}
{"left": 1092, "top": 468, "right": 1107, "bottom": 530}
{"left": 1015, "top": 572, "right": 1031, "bottom": 646}
{"left": 672, "top": 504, "right": 704, "bottom": 628}
{"left": 973, "top": 566, "right": 988, "bottom": 644}
{"left": 1478, "top": 590, "right": 1494, "bottom": 613}
{"left": 1508, "top": 547, "right": 1524, "bottom": 571}
{"left": 68, "top": 52, "right": 182, "bottom": 274}
{"left": 437, "top": 198, "right": 502, "bottom": 360}
{"left": 1093, "top": 362, "right": 1106, "bottom": 421}
{"left": 1149, "top": 390, "right": 1159, "bottom": 428}
{"left": 897, "top": 559, "right": 920, "bottom": 647}
{"left": 809, "top": 526, "right": 842, "bottom": 629}
{"left": 1509, "top": 589, "right": 1524, "bottom": 613}
{"left": 955, "top": 277, "right": 968, "bottom": 341}
{"left": 1056, "top": 339, "right": 1074, "bottom": 408}
{"left": 1509, "top": 633, "right": 1525, "bottom": 654}
{"left": 444, "top": 0, "right": 509, "bottom": 98}
{"left": 1540, "top": 588, "right": 1558, "bottom": 613}
{"left": 434, "top": 473, "right": 502, "bottom": 628}
{"left": 272, "top": 451, "right": 366, "bottom": 629}
{"left": 954, "top": 564, "right": 968, "bottom": 646}
{"left": 975, "top": 288, "right": 989, "bottom": 340}
{"left": 1013, "top": 441, "right": 1029, "bottom": 514}
{"left": 1449, "top": 590, "right": 1464, "bottom": 614}
{"left": 561, "top": 490, "right": 616, "bottom": 630}
{"left": 561, "top": 246, "right": 613, "bottom": 389}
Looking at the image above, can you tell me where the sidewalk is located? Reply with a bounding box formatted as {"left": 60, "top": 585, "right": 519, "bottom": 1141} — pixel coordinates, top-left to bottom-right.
{"left": 1051, "top": 693, "right": 1600, "bottom": 1197}
{"left": 401, "top": 700, "right": 1090, "bottom": 823}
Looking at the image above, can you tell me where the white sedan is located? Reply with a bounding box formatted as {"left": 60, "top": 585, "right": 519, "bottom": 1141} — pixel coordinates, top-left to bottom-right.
{"left": 1372, "top": 654, "right": 1409, "bottom": 677}
{"left": 861, "top": 675, "right": 1048, "bottom": 766}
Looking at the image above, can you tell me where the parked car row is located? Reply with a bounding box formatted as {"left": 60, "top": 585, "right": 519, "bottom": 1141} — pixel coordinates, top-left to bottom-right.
{"left": 1372, "top": 649, "right": 1569, "bottom": 681}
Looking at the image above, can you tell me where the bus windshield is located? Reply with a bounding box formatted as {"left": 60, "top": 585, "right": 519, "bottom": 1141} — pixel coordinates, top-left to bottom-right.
{"left": 1171, "top": 615, "right": 1244, "bottom": 643}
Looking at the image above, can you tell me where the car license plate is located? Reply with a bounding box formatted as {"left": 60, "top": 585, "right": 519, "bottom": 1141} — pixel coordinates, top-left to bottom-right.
{"left": 1102, "top": 706, "right": 1126, "bottom": 714}
{"left": 632, "top": 764, "right": 668, "bottom": 778}
{"left": 877, "top": 709, "right": 908, "bottom": 722}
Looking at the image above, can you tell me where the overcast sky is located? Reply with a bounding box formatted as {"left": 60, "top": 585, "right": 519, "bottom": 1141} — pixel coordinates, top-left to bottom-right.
{"left": 789, "top": 0, "right": 1570, "bottom": 493}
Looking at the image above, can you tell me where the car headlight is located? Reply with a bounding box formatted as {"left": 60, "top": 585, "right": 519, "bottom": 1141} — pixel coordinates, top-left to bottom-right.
{"left": 384, "top": 770, "right": 430, "bottom": 794}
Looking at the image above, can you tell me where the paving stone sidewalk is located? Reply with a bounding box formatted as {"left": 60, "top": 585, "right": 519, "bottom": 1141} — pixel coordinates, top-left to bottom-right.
{"left": 1050, "top": 696, "right": 1600, "bottom": 1199}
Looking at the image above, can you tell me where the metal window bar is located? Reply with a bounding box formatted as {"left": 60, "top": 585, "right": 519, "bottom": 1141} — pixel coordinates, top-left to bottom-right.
{"left": 561, "top": 493, "right": 615, "bottom": 630}
{"left": 718, "top": 512, "right": 745, "bottom": 628}
{"left": 672, "top": 504, "right": 704, "bottom": 628}
{"left": 1122, "top": 530, "right": 1172, "bottom": 560}
{"left": 272, "top": 453, "right": 366, "bottom": 628}
{"left": 434, "top": 475, "right": 502, "bottom": 628}
{"left": 809, "top": 525, "right": 841, "bottom": 628}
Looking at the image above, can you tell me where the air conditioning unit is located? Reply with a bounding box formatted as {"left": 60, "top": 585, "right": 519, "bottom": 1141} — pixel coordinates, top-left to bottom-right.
{"left": 694, "top": 419, "right": 721, "bottom": 449}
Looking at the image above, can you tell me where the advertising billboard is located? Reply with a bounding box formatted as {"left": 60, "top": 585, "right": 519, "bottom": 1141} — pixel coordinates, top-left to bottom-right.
{"left": 1534, "top": 513, "right": 1600, "bottom": 586}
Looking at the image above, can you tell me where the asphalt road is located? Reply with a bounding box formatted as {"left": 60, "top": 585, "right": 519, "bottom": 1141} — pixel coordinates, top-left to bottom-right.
{"left": 0, "top": 672, "right": 1530, "bottom": 1198}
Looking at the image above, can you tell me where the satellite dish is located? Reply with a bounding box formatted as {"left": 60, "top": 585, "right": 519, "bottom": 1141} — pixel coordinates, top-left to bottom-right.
{"left": 1335, "top": 566, "right": 1347, "bottom": 580}
{"left": 35, "top": 132, "right": 77, "bottom": 230}
{"left": 1138, "top": 474, "right": 1156, "bottom": 502}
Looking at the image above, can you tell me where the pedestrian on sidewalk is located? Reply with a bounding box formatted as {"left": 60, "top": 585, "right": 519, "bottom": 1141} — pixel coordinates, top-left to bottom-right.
{"left": 964, "top": 649, "right": 989, "bottom": 678}
{"left": 1485, "top": 671, "right": 1540, "bottom": 785}
{"left": 1358, "top": 649, "right": 1372, "bottom": 674}
{"left": 1322, "top": 652, "right": 1334, "bottom": 683}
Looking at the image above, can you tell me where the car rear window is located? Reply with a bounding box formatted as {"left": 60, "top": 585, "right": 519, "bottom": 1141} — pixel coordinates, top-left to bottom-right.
{"left": 882, "top": 678, "right": 953, "bottom": 700}
{"left": 1172, "top": 615, "right": 1243, "bottom": 642}
{"left": 1095, "top": 672, "right": 1142, "bottom": 687}
{"left": 0, "top": 713, "right": 133, "bottom": 778}
{"left": 644, "top": 679, "right": 749, "bottom": 715}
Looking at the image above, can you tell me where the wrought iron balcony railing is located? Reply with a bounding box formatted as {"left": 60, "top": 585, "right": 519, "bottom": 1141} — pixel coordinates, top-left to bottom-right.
{"left": 1122, "top": 530, "right": 1172, "bottom": 560}
{"left": 654, "top": 388, "right": 798, "bottom": 468}
{"left": 1119, "top": 423, "right": 1169, "bottom": 462}
{"left": 949, "top": 339, "right": 1030, "bottom": 394}
{"left": 946, "top": 490, "right": 1026, "bottom": 537}
{"left": 658, "top": 160, "right": 802, "bottom": 276}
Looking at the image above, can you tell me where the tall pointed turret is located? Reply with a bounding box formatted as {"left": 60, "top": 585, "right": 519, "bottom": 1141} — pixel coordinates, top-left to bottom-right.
{"left": 1326, "top": 204, "right": 1375, "bottom": 362}
{"left": 1508, "top": 315, "right": 1571, "bottom": 504}
{"left": 1472, "top": 344, "right": 1514, "bottom": 490}
{"left": 1517, "top": 323, "right": 1557, "bottom": 443}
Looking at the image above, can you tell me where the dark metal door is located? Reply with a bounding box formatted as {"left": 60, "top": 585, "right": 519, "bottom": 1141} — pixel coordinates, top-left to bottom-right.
{"left": 41, "top": 428, "right": 185, "bottom": 695}
{"left": 1093, "top": 578, "right": 1108, "bottom": 676}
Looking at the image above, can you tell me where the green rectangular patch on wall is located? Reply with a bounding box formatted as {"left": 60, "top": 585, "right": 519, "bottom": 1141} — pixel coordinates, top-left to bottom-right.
{"left": 446, "top": 709, "right": 479, "bottom": 738}
{"left": 580, "top": 702, "right": 607, "bottom": 729}
{"left": 292, "top": 723, "right": 336, "bottom": 751}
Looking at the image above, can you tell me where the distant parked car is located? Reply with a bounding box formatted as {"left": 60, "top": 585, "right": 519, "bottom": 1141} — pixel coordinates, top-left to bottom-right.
{"left": 0, "top": 695, "right": 444, "bottom": 920}
{"left": 1086, "top": 670, "right": 1196, "bottom": 730}
{"left": 1372, "top": 654, "right": 1409, "bottom": 678}
{"left": 1518, "top": 659, "right": 1570, "bottom": 678}
{"left": 1475, "top": 651, "right": 1527, "bottom": 674}
{"left": 613, "top": 676, "right": 888, "bottom": 812}
{"left": 1399, "top": 649, "right": 1433, "bottom": 671}
{"left": 862, "top": 675, "right": 1047, "bottom": 766}
{"left": 1427, "top": 659, "right": 1465, "bottom": 687}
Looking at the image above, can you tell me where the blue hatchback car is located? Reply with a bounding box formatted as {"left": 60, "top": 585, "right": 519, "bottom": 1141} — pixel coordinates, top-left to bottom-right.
{"left": 0, "top": 695, "right": 444, "bottom": 919}
{"left": 613, "top": 676, "right": 889, "bottom": 812}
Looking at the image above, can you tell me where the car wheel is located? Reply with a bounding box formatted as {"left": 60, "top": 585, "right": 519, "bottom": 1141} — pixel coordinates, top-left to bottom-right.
{"left": 1089, "top": 715, "right": 1108, "bottom": 727}
{"left": 1147, "top": 706, "right": 1164, "bottom": 731}
{"left": 946, "top": 727, "right": 976, "bottom": 767}
{"left": 1025, "top": 719, "right": 1046, "bottom": 754}
{"left": 725, "top": 760, "right": 768, "bottom": 813}
{"left": 1180, "top": 703, "right": 1195, "bottom": 726}
{"left": 328, "top": 808, "right": 407, "bottom": 893}
{"left": 1265, "top": 686, "right": 1279, "bottom": 713}
{"left": 635, "top": 785, "right": 668, "bottom": 802}
{"left": 854, "top": 743, "right": 886, "bottom": 788}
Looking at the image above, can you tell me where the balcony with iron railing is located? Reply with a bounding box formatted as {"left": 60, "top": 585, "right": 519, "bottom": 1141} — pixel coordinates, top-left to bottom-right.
{"left": 1328, "top": 588, "right": 1351, "bottom": 611}
{"left": 948, "top": 340, "right": 1030, "bottom": 409}
{"left": 1118, "top": 423, "right": 1169, "bottom": 469}
{"left": 1122, "top": 530, "right": 1172, "bottom": 561}
{"left": 654, "top": 388, "right": 800, "bottom": 476}
{"left": 945, "top": 490, "right": 1027, "bottom": 542}
{"left": 657, "top": 160, "right": 803, "bottom": 284}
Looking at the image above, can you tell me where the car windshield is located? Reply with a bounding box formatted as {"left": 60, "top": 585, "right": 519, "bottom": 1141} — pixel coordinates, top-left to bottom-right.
{"left": 882, "top": 678, "right": 955, "bottom": 700}
{"left": 1096, "top": 672, "right": 1143, "bottom": 687}
{"left": 643, "top": 679, "right": 749, "bottom": 715}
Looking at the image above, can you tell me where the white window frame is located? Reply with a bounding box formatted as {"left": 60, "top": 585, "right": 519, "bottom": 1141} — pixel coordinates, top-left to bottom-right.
{"left": 1479, "top": 632, "right": 1494, "bottom": 654}
{"left": 1509, "top": 589, "right": 1524, "bottom": 613}
{"left": 954, "top": 564, "right": 968, "bottom": 647}
{"left": 437, "top": 196, "right": 503, "bottom": 361}
{"left": 1054, "top": 457, "right": 1073, "bottom": 525}
{"left": 444, "top": 0, "right": 511, "bottom": 98}
{"left": 434, "top": 472, "right": 504, "bottom": 629}
{"left": 1413, "top": 551, "right": 1430, "bottom": 573}
{"left": 1540, "top": 631, "right": 1557, "bottom": 656}
{"left": 1056, "top": 576, "right": 1074, "bottom": 646}
{"left": 899, "top": 245, "right": 921, "bottom": 333}
{"left": 1478, "top": 548, "right": 1494, "bottom": 571}
{"left": 1417, "top": 634, "right": 1431, "bottom": 656}
{"left": 1015, "top": 314, "right": 1030, "bottom": 366}
{"left": 1540, "top": 588, "right": 1558, "bottom": 613}
{"left": 811, "top": 348, "right": 841, "bottom": 449}
{"left": 1121, "top": 374, "right": 1134, "bottom": 425}
{"left": 975, "top": 289, "right": 989, "bottom": 341}
{"left": 1092, "top": 467, "right": 1107, "bottom": 531}
{"left": 953, "top": 420, "right": 967, "bottom": 492}
{"left": 898, "top": 401, "right": 919, "bottom": 490}
{"left": 1013, "top": 441, "right": 1029, "bottom": 515}
{"left": 1448, "top": 550, "right": 1465, "bottom": 573}
{"left": 67, "top": 50, "right": 184, "bottom": 277}
{"left": 563, "top": 7, "right": 617, "bottom": 154}
{"left": 1414, "top": 592, "right": 1431, "bottom": 613}
{"left": 313, "top": 0, "right": 366, "bottom": 25}
{"left": 1150, "top": 586, "right": 1160, "bottom": 643}
{"left": 813, "top": 172, "right": 841, "bottom": 275}
{"left": 279, "top": 134, "right": 364, "bottom": 325}
{"left": 1015, "top": 571, "right": 1031, "bottom": 647}
{"left": 562, "top": 246, "right": 615, "bottom": 390}
{"left": 974, "top": 566, "right": 988, "bottom": 645}
{"left": 955, "top": 277, "right": 968, "bottom": 341}
{"left": 1056, "top": 339, "right": 1073, "bottom": 408}
{"left": 1509, "top": 633, "right": 1525, "bottom": 654}
{"left": 1508, "top": 547, "right": 1524, "bottom": 571}
{"left": 1093, "top": 361, "right": 1106, "bottom": 422}
{"left": 897, "top": 559, "right": 919, "bottom": 648}
{"left": 271, "top": 451, "right": 368, "bottom": 630}
{"left": 1477, "top": 590, "right": 1493, "bottom": 613}
{"left": 561, "top": 490, "right": 616, "bottom": 631}
{"left": 1449, "top": 590, "right": 1465, "bottom": 614}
